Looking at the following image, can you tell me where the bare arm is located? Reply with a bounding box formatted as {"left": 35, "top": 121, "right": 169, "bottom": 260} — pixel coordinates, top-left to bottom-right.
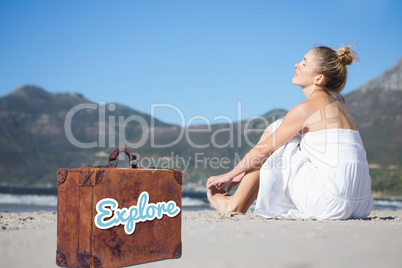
{"left": 206, "top": 103, "right": 309, "bottom": 190}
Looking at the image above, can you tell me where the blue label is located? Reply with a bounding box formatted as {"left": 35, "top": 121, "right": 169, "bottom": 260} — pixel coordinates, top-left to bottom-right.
{"left": 94, "top": 191, "right": 180, "bottom": 235}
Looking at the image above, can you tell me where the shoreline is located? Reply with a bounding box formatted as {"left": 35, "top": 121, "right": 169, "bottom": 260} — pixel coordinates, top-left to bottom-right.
{"left": 1, "top": 209, "right": 401, "bottom": 268}
{"left": 2, "top": 193, "right": 402, "bottom": 212}
{"left": 1, "top": 185, "right": 402, "bottom": 201}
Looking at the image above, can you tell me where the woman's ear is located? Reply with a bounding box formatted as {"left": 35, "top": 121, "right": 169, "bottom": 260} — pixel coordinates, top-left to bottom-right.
{"left": 314, "top": 74, "right": 325, "bottom": 86}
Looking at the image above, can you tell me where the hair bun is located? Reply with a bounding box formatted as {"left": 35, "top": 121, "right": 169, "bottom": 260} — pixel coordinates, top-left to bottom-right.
{"left": 336, "top": 46, "right": 356, "bottom": 66}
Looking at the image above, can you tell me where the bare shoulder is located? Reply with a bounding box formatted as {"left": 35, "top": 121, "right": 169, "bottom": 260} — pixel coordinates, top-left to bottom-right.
{"left": 285, "top": 99, "right": 330, "bottom": 133}
{"left": 280, "top": 101, "right": 314, "bottom": 130}
{"left": 287, "top": 99, "right": 318, "bottom": 117}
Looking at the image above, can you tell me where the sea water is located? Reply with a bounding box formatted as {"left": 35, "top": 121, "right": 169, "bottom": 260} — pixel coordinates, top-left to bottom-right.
{"left": 1, "top": 192, "right": 402, "bottom": 212}
{"left": 0, "top": 192, "right": 212, "bottom": 212}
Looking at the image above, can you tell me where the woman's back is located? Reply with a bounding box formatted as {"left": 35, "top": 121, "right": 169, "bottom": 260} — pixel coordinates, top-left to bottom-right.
{"left": 300, "top": 128, "right": 371, "bottom": 198}
{"left": 299, "top": 93, "right": 357, "bottom": 134}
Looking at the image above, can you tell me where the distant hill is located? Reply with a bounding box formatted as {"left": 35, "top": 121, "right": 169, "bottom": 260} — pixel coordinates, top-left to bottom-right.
{"left": 0, "top": 85, "right": 174, "bottom": 186}
{"left": 345, "top": 58, "right": 402, "bottom": 167}
{"left": 0, "top": 85, "right": 285, "bottom": 190}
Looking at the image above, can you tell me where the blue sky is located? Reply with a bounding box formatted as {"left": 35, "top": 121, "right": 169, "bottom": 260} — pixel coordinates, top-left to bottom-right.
{"left": 1, "top": 0, "right": 401, "bottom": 125}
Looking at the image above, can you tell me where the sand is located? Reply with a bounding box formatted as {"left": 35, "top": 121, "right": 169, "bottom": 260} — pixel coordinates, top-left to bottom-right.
{"left": 1, "top": 210, "right": 401, "bottom": 268}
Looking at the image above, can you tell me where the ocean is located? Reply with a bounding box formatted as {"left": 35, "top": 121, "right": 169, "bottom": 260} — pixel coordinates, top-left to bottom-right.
{"left": 0, "top": 191, "right": 211, "bottom": 212}
{"left": 1, "top": 191, "right": 402, "bottom": 212}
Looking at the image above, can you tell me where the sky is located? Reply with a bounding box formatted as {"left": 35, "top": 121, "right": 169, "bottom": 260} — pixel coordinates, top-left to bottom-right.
{"left": 1, "top": 0, "right": 401, "bottom": 126}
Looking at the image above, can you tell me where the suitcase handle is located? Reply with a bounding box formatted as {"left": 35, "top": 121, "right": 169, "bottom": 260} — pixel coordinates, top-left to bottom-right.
{"left": 108, "top": 148, "right": 138, "bottom": 168}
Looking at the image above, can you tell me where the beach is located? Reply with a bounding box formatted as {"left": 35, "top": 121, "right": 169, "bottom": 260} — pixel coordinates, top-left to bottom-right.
{"left": 1, "top": 210, "right": 401, "bottom": 268}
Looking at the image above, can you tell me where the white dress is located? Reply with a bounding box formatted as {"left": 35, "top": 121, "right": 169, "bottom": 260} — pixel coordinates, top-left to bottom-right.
{"left": 254, "top": 119, "right": 373, "bottom": 220}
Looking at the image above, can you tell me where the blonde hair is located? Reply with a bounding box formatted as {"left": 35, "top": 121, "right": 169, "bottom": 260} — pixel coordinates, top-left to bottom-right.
{"left": 314, "top": 44, "right": 358, "bottom": 102}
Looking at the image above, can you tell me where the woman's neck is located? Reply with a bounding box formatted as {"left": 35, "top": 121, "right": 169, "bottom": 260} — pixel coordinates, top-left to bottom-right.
{"left": 302, "top": 85, "right": 327, "bottom": 100}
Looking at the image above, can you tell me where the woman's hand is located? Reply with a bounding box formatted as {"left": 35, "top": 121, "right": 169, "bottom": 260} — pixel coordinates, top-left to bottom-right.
{"left": 206, "top": 172, "right": 246, "bottom": 193}
{"left": 226, "top": 172, "right": 245, "bottom": 193}
{"left": 206, "top": 173, "right": 233, "bottom": 191}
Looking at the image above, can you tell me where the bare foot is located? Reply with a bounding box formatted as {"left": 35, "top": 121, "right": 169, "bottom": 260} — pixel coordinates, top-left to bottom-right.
{"left": 207, "top": 187, "right": 235, "bottom": 213}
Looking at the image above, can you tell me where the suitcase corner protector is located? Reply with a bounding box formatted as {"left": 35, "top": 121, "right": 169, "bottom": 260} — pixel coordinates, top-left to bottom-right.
{"left": 173, "top": 241, "right": 182, "bottom": 258}
{"left": 173, "top": 170, "right": 182, "bottom": 185}
{"left": 57, "top": 169, "right": 69, "bottom": 185}
{"left": 56, "top": 250, "right": 67, "bottom": 266}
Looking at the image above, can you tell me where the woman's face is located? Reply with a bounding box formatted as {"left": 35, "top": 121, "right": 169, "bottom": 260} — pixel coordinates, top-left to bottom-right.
{"left": 292, "top": 49, "right": 320, "bottom": 88}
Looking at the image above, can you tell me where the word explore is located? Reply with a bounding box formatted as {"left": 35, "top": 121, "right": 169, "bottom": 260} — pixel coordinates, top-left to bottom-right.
{"left": 95, "top": 191, "right": 180, "bottom": 235}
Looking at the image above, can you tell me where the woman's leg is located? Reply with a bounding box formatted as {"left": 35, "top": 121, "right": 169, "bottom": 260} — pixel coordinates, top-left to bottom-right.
{"left": 241, "top": 176, "right": 260, "bottom": 213}
{"left": 207, "top": 169, "right": 260, "bottom": 213}
{"left": 207, "top": 126, "right": 271, "bottom": 213}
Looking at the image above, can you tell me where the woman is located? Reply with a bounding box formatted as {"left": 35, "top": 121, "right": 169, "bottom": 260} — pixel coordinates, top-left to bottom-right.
{"left": 206, "top": 45, "right": 373, "bottom": 220}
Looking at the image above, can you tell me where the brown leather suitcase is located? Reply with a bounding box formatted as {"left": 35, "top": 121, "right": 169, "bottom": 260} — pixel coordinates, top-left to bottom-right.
{"left": 56, "top": 148, "right": 182, "bottom": 268}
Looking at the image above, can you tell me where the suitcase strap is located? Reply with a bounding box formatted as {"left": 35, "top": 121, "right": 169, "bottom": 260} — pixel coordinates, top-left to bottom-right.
{"left": 108, "top": 148, "right": 138, "bottom": 168}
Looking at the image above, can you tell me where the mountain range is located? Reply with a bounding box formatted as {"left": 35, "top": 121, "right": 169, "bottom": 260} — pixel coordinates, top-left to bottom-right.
{"left": 0, "top": 58, "right": 401, "bottom": 192}
{"left": 345, "top": 58, "right": 402, "bottom": 167}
